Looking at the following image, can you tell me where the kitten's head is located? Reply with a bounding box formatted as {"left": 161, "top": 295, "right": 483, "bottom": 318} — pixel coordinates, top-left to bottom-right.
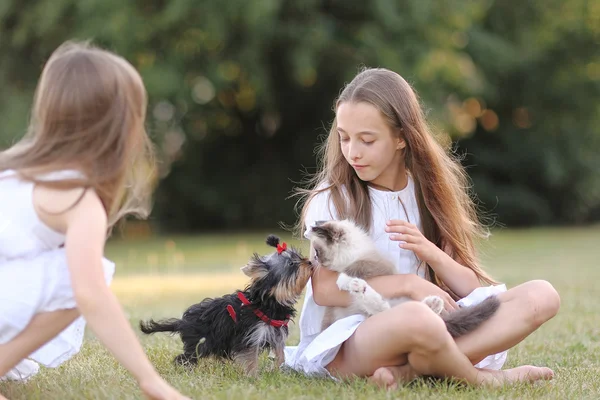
{"left": 240, "top": 235, "right": 314, "bottom": 306}
{"left": 307, "top": 219, "right": 370, "bottom": 272}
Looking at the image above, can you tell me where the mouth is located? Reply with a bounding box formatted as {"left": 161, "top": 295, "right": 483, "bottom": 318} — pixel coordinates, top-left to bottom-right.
{"left": 352, "top": 164, "right": 367, "bottom": 170}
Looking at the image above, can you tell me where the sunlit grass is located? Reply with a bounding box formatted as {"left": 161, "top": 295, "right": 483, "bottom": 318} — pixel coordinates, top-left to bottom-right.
{"left": 2, "top": 225, "right": 600, "bottom": 399}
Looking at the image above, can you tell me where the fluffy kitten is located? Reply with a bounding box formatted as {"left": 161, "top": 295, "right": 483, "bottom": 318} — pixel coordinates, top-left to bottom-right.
{"left": 308, "top": 220, "right": 499, "bottom": 337}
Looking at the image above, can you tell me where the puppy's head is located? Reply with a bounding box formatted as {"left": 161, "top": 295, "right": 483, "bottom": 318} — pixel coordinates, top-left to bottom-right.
{"left": 241, "top": 235, "right": 313, "bottom": 306}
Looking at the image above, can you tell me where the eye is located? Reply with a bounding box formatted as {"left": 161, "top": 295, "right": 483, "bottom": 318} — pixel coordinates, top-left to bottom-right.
{"left": 363, "top": 140, "right": 374, "bottom": 145}
{"left": 339, "top": 136, "right": 350, "bottom": 143}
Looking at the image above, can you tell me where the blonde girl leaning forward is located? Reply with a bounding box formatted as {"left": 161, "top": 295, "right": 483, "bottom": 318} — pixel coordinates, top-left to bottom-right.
{"left": 0, "top": 41, "right": 191, "bottom": 400}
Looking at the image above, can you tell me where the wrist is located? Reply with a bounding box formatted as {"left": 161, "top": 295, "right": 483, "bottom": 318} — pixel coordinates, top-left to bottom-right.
{"left": 397, "top": 273, "right": 416, "bottom": 299}
{"left": 134, "top": 364, "right": 160, "bottom": 386}
{"left": 427, "top": 246, "right": 450, "bottom": 269}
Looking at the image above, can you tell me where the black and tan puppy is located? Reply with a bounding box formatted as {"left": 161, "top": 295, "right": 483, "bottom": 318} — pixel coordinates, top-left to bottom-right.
{"left": 139, "top": 235, "right": 313, "bottom": 376}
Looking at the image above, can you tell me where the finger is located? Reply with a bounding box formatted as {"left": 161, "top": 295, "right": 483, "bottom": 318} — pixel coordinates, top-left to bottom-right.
{"left": 386, "top": 219, "right": 408, "bottom": 226}
{"left": 444, "top": 301, "right": 454, "bottom": 313}
{"left": 390, "top": 233, "right": 418, "bottom": 243}
{"left": 398, "top": 243, "right": 422, "bottom": 251}
{"left": 386, "top": 225, "right": 422, "bottom": 238}
{"left": 387, "top": 220, "right": 419, "bottom": 231}
{"left": 444, "top": 295, "right": 459, "bottom": 310}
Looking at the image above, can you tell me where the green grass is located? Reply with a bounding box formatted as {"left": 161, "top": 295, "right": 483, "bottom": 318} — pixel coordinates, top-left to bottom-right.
{"left": 2, "top": 226, "right": 600, "bottom": 399}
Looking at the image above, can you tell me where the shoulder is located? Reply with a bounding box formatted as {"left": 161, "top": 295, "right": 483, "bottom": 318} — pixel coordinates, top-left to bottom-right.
{"left": 34, "top": 186, "right": 106, "bottom": 234}
{"left": 304, "top": 181, "right": 349, "bottom": 220}
{"left": 302, "top": 182, "right": 341, "bottom": 239}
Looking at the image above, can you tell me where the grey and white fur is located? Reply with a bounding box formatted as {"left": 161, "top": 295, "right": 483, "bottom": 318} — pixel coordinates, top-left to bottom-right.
{"left": 307, "top": 220, "right": 500, "bottom": 337}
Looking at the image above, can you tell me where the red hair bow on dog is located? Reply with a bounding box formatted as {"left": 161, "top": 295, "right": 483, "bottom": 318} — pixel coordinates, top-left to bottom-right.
{"left": 277, "top": 242, "right": 287, "bottom": 254}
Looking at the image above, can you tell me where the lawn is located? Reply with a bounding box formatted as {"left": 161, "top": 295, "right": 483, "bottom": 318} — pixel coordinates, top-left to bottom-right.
{"left": 2, "top": 226, "right": 600, "bottom": 399}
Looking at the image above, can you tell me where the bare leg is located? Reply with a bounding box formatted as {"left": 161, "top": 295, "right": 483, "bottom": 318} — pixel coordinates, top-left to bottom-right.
{"left": 0, "top": 309, "right": 79, "bottom": 377}
{"left": 367, "top": 280, "right": 559, "bottom": 389}
{"left": 233, "top": 347, "right": 259, "bottom": 377}
{"left": 326, "top": 301, "right": 553, "bottom": 389}
{"left": 274, "top": 345, "right": 285, "bottom": 369}
{"left": 455, "top": 280, "right": 560, "bottom": 364}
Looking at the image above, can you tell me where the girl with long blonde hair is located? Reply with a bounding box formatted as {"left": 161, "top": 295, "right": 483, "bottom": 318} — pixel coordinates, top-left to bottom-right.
{"left": 285, "top": 67, "right": 560, "bottom": 388}
{"left": 0, "top": 41, "right": 190, "bottom": 400}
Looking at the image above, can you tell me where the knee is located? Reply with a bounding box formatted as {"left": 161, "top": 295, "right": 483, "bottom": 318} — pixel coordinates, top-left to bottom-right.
{"left": 390, "top": 301, "right": 451, "bottom": 352}
{"left": 523, "top": 280, "right": 561, "bottom": 327}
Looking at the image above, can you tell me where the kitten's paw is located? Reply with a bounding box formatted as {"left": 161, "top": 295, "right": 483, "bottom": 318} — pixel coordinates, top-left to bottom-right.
{"left": 347, "top": 278, "right": 368, "bottom": 294}
{"left": 423, "top": 295, "right": 444, "bottom": 315}
{"left": 336, "top": 273, "right": 353, "bottom": 291}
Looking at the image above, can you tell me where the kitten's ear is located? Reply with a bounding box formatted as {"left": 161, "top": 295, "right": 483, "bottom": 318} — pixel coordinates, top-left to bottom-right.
{"left": 241, "top": 255, "right": 269, "bottom": 279}
{"left": 311, "top": 225, "right": 332, "bottom": 242}
{"left": 331, "top": 226, "right": 344, "bottom": 242}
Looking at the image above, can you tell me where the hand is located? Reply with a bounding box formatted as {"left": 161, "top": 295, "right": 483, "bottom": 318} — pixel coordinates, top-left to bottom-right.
{"left": 405, "top": 274, "right": 458, "bottom": 312}
{"left": 139, "top": 377, "right": 192, "bottom": 400}
{"left": 385, "top": 220, "right": 446, "bottom": 265}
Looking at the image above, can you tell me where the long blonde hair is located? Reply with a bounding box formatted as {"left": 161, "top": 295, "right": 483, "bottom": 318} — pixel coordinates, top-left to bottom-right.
{"left": 0, "top": 40, "right": 156, "bottom": 230}
{"left": 294, "top": 67, "right": 497, "bottom": 295}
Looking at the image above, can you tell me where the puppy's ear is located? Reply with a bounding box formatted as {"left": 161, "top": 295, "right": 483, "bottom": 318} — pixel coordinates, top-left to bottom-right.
{"left": 241, "top": 255, "right": 269, "bottom": 279}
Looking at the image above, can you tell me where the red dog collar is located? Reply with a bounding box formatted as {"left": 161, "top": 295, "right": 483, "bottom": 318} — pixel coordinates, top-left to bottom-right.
{"left": 226, "top": 292, "right": 290, "bottom": 328}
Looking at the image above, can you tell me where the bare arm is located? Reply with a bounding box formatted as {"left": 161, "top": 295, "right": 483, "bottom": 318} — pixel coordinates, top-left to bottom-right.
{"left": 312, "top": 266, "right": 459, "bottom": 311}
{"left": 64, "top": 191, "right": 161, "bottom": 385}
{"left": 311, "top": 267, "right": 414, "bottom": 307}
{"left": 386, "top": 220, "right": 481, "bottom": 299}
{"left": 428, "top": 247, "right": 481, "bottom": 298}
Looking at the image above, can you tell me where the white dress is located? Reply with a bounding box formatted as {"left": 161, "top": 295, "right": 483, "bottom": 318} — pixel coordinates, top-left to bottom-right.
{"left": 0, "top": 169, "right": 115, "bottom": 381}
{"left": 284, "top": 176, "right": 507, "bottom": 378}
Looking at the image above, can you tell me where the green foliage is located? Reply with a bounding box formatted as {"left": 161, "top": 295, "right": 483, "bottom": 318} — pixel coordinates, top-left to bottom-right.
{"left": 0, "top": 0, "right": 598, "bottom": 230}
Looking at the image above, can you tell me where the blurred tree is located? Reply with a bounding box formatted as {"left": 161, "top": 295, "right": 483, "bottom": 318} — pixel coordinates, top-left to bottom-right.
{"left": 0, "top": 0, "right": 598, "bottom": 231}
{"left": 458, "top": 0, "right": 600, "bottom": 225}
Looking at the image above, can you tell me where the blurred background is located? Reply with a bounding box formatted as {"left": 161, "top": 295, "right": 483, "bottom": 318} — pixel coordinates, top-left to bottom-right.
{"left": 2, "top": 3, "right": 600, "bottom": 398}
{"left": 1, "top": 0, "right": 599, "bottom": 235}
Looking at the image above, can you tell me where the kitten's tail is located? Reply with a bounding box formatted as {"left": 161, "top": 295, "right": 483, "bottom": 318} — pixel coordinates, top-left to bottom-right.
{"left": 139, "top": 318, "right": 182, "bottom": 335}
{"left": 442, "top": 296, "right": 500, "bottom": 338}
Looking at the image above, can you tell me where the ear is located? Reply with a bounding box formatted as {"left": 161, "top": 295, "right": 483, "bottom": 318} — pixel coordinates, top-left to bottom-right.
{"left": 311, "top": 225, "right": 333, "bottom": 243}
{"left": 241, "top": 256, "right": 269, "bottom": 279}
{"left": 396, "top": 139, "right": 406, "bottom": 150}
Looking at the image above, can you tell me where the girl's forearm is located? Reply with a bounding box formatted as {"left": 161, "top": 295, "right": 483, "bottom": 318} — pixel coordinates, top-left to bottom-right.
{"left": 429, "top": 251, "right": 481, "bottom": 298}
{"left": 74, "top": 284, "right": 159, "bottom": 384}
{"left": 312, "top": 267, "right": 415, "bottom": 307}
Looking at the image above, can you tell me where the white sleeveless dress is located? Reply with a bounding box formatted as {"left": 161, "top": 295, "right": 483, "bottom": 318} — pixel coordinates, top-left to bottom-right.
{"left": 0, "top": 169, "right": 115, "bottom": 381}
{"left": 284, "top": 176, "right": 508, "bottom": 378}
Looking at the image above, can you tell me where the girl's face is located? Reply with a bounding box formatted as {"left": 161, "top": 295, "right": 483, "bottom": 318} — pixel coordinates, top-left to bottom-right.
{"left": 336, "top": 101, "right": 406, "bottom": 189}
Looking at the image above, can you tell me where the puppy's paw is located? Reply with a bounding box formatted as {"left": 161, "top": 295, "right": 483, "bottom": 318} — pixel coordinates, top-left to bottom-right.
{"left": 422, "top": 295, "right": 444, "bottom": 315}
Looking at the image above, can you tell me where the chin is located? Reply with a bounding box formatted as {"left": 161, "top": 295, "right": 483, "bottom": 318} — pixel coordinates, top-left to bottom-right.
{"left": 355, "top": 171, "right": 376, "bottom": 182}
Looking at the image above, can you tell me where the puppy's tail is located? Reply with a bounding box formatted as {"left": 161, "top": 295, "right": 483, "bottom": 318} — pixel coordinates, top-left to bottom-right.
{"left": 442, "top": 296, "right": 500, "bottom": 338}
{"left": 139, "top": 318, "right": 182, "bottom": 335}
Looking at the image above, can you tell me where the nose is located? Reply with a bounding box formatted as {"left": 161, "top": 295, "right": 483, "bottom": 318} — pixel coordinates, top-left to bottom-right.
{"left": 348, "top": 141, "right": 361, "bottom": 161}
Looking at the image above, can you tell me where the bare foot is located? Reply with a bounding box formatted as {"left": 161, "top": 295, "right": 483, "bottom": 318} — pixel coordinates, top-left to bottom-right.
{"left": 476, "top": 365, "right": 554, "bottom": 387}
{"left": 368, "top": 365, "right": 419, "bottom": 390}
{"left": 501, "top": 365, "right": 554, "bottom": 383}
